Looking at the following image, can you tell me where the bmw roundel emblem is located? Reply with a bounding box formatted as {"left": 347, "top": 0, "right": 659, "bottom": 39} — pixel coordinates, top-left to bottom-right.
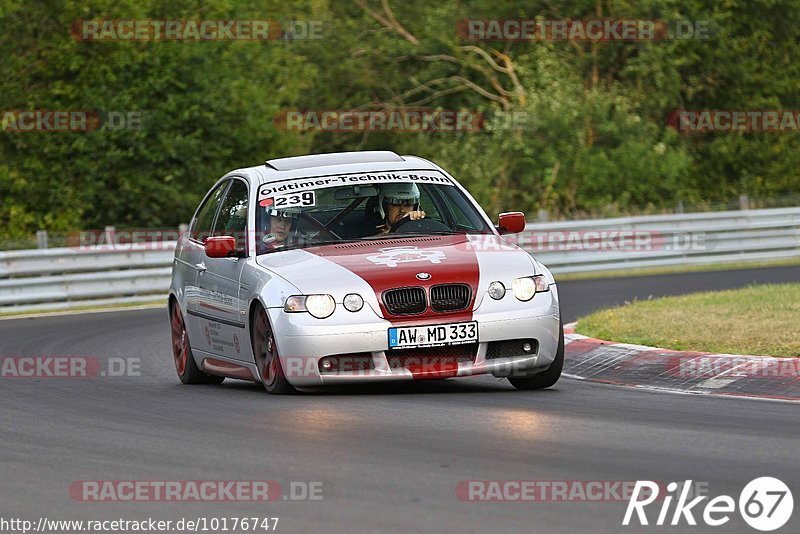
{"left": 416, "top": 272, "right": 431, "bottom": 280}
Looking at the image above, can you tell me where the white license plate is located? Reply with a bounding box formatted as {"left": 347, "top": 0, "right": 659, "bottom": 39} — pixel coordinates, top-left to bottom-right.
{"left": 388, "top": 321, "right": 478, "bottom": 349}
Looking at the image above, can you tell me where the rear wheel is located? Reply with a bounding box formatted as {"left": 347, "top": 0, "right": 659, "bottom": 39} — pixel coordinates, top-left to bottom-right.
{"left": 507, "top": 318, "right": 564, "bottom": 391}
{"left": 251, "top": 305, "right": 296, "bottom": 395}
{"left": 169, "top": 302, "right": 224, "bottom": 385}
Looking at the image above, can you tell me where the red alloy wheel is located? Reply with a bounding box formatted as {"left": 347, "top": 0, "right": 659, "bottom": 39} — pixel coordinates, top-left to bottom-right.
{"left": 170, "top": 304, "right": 188, "bottom": 376}
{"left": 254, "top": 308, "right": 277, "bottom": 387}
{"left": 251, "top": 306, "right": 295, "bottom": 394}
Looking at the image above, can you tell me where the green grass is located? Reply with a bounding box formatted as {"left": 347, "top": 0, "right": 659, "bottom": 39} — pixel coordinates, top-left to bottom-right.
{"left": 554, "top": 256, "right": 800, "bottom": 281}
{"left": 576, "top": 283, "right": 800, "bottom": 357}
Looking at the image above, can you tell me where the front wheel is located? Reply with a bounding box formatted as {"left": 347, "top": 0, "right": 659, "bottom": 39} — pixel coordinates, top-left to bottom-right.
{"left": 507, "top": 318, "right": 564, "bottom": 391}
{"left": 251, "top": 305, "right": 297, "bottom": 395}
{"left": 169, "top": 302, "right": 225, "bottom": 385}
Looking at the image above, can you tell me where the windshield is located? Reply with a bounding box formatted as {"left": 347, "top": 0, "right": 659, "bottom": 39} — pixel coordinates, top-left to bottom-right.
{"left": 255, "top": 171, "right": 492, "bottom": 255}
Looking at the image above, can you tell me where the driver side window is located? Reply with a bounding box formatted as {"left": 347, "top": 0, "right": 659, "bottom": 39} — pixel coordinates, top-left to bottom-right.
{"left": 213, "top": 179, "right": 249, "bottom": 253}
{"left": 190, "top": 181, "right": 228, "bottom": 242}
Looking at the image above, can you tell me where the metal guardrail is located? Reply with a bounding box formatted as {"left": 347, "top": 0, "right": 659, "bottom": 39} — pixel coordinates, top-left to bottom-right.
{"left": 1, "top": 207, "right": 798, "bottom": 313}
{"left": 523, "top": 207, "right": 800, "bottom": 274}
{"left": 0, "top": 244, "right": 176, "bottom": 313}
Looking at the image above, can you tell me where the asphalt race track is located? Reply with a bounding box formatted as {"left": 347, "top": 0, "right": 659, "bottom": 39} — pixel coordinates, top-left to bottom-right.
{"left": 1, "top": 266, "right": 799, "bottom": 533}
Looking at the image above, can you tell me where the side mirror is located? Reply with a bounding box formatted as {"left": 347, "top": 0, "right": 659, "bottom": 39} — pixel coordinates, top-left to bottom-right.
{"left": 205, "top": 236, "right": 238, "bottom": 258}
{"left": 497, "top": 212, "right": 526, "bottom": 235}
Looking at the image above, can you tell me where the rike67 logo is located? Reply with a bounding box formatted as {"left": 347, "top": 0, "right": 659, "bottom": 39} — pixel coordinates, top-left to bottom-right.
{"left": 623, "top": 477, "right": 793, "bottom": 531}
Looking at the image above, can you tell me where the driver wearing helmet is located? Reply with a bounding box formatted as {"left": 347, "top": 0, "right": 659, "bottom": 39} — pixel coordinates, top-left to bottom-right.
{"left": 261, "top": 207, "right": 299, "bottom": 251}
{"left": 375, "top": 182, "right": 426, "bottom": 235}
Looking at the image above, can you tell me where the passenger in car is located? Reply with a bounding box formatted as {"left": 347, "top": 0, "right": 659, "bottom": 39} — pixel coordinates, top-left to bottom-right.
{"left": 373, "top": 182, "right": 426, "bottom": 235}
{"left": 261, "top": 207, "right": 299, "bottom": 251}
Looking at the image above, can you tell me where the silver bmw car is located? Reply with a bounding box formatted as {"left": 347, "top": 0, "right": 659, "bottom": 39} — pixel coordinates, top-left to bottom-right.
{"left": 168, "top": 151, "right": 563, "bottom": 394}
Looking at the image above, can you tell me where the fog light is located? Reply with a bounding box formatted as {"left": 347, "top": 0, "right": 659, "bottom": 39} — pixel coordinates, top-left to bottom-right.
{"left": 343, "top": 293, "right": 364, "bottom": 312}
{"left": 522, "top": 342, "right": 532, "bottom": 353}
{"left": 320, "top": 358, "right": 334, "bottom": 372}
{"left": 488, "top": 281, "right": 506, "bottom": 300}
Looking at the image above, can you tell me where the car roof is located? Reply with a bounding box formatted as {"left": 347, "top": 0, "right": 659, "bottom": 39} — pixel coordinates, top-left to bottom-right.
{"left": 226, "top": 151, "right": 443, "bottom": 186}
{"left": 266, "top": 150, "right": 406, "bottom": 171}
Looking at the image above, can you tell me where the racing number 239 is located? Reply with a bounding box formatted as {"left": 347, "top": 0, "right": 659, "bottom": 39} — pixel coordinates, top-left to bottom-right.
{"left": 274, "top": 191, "right": 315, "bottom": 208}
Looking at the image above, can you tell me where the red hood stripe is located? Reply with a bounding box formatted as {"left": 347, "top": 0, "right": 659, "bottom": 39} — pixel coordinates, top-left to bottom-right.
{"left": 306, "top": 235, "right": 480, "bottom": 324}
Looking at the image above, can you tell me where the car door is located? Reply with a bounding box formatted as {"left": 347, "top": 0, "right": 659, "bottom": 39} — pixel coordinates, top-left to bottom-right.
{"left": 181, "top": 179, "right": 228, "bottom": 349}
{"left": 192, "top": 178, "right": 251, "bottom": 361}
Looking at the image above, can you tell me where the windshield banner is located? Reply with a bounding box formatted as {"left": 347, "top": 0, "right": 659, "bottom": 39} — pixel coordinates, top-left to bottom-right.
{"left": 258, "top": 171, "right": 454, "bottom": 200}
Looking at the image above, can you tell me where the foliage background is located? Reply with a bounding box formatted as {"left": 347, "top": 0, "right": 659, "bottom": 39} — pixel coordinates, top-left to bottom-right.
{"left": 1, "top": 0, "right": 799, "bottom": 241}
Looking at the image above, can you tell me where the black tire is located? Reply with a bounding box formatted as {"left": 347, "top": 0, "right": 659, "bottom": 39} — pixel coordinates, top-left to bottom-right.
{"left": 169, "top": 302, "right": 225, "bottom": 385}
{"left": 251, "top": 305, "right": 297, "bottom": 395}
{"left": 507, "top": 318, "right": 564, "bottom": 391}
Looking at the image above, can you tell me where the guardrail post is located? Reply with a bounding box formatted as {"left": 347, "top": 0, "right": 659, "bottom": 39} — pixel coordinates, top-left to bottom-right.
{"left": 178, "top": 223, "right": 188, "bottom": 240}
{"left": 739, "top": 194, "right": 750, "bottom": 210}
{"left": 36, "top": 230, "right": 48, "bottom": 249}
{"left": 103, "top": 226, "right": 116, "bottom": 245}
{"left": 537, "top": 209, "right": 549, "bottom": 222}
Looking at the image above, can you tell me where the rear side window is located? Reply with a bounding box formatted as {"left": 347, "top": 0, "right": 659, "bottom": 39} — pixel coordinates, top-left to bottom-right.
{"left": 190, "top": 181, "right": 228, "bottom": 242}
{"left": 213, "top": 179, "right": 249, "bottom": 251}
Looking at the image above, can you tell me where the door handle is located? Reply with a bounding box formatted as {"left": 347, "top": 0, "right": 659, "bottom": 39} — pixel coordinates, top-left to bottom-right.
{"left": 195, "top": 262, "right": 207, "bottom": 273}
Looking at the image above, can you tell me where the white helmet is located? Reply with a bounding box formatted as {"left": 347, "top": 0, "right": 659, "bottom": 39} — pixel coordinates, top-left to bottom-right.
{"left": 378, "top": 182, "right": 420, "bottom": 218}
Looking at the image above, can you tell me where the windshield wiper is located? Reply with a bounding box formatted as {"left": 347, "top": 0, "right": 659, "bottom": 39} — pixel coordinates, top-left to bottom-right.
{"left": 374, "top": 231, "right": 461, "bottom": 238}
{"left": 420, "top": 230, "right": 463, "bottom": 235}
{"left": 287, "top": 238, "right": 366, "bottom": 250}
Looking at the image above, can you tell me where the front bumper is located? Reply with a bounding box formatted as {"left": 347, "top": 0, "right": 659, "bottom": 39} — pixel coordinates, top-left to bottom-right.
{"left": 266, "top": 286, "right": 561, "bottom": 387}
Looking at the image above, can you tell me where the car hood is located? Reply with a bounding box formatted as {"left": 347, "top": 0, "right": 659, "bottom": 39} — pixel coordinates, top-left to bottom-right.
{"left": 256, "top": 234, "right": 537, "bottom": 320}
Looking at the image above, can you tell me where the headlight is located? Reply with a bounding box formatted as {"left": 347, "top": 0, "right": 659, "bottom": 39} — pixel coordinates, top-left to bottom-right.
{"left": 488, "top": 281, "right": 506, "bottom": 300}
{"left": 306, "top": 294, "right": 336, "bottom": 318}
{"left": 284, "top": 294, "right": 336, "bottom": 319}
{"left": 512, "top": 275, "right": 549, "bottom": 301}
{"left": 343, "top": 293, "right": 364, "bottom": 312}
